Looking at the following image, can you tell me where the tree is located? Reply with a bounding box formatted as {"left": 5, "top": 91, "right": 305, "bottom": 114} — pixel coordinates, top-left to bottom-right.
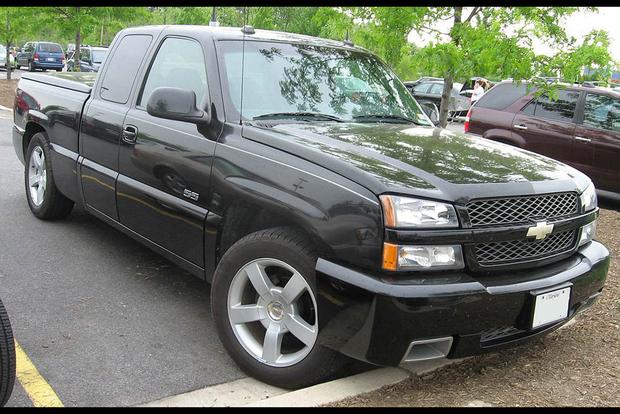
{"left": 1, "top": 8, "right": 30, "bottom": 80}
{"left": 351, "top": 7, "right": 590, "bottom": 127}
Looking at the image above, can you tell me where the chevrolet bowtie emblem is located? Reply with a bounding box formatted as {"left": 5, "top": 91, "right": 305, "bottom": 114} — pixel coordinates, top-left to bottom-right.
{"left": 526, "top": 221, "right": 554, "bottom": 240}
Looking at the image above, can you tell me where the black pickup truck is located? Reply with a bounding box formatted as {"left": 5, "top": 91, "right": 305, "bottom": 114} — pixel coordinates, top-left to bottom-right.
{"left": 11, "top": 25, "right": 610, "bottom": 389}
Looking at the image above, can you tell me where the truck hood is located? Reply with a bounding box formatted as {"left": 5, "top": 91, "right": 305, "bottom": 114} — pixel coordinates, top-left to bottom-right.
{"left": 247, "top": 122, "right": 590, "bottom": 202}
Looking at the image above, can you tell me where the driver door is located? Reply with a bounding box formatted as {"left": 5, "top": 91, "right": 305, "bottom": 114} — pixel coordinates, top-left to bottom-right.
{"left": 117, "top": 36, "right": 217, "bottom": 268}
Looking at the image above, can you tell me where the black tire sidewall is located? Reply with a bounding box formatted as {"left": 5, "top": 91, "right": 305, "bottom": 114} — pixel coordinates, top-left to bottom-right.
{"left": 24, "top": 133, "right": 65, "bottom": 219}
{"left": 211, "top": 229, "right": 341, "bottom": 389}
{"left": 0, "top": 299, "right": 16, "bottom": 407}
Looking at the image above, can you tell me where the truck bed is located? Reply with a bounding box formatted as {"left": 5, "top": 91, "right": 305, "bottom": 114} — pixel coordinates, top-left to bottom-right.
{"left": 20, "top": 71, "right": 96, "bottom": 94}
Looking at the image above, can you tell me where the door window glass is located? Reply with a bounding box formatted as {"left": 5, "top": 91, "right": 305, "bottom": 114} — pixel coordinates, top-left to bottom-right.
{"left": 583, "top": 93, "right": 620, "bottom": 133}
{"left": 429, "top": 83, "right": 444, "bottom": 95}
{"left": 413, "top": 83, "right": 430, "bottom": 93}
{"left": 139, "top": 37, "right": 208, "bottom": 108}
{"left": 100, "top": 34, "right": 153, "bottom": 104}
{"left": 81, "top": 48, "right": 90, "bottom": 62}
{"left": 530, "top": 90, "right": 579, "bottom": 123}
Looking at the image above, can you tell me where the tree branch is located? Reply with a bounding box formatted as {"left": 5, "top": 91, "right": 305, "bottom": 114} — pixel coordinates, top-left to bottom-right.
{"left": 464, "top": 7, "right": 481, "bottom": 24}
{"left": 56, "top": 7, "right": 72, "bottom": 19}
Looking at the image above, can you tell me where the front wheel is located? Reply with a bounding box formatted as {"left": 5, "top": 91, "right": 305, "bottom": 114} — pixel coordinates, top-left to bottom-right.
{"left": 25, "top": 133, "right": 74, "bottom": 219}
{"left": 211, "top": 228, "right": 353, "bottom": 389}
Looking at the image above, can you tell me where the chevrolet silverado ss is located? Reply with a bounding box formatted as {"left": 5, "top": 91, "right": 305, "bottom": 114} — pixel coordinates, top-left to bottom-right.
{"left": 12, "top": 25, "right": 610, "bottom": 389}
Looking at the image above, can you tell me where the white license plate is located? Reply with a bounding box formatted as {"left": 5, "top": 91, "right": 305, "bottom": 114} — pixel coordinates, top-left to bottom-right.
{"left": 47, "top": 57, "right": 55, "bottom": 62}
{"left": 532, "top": 287, "right": 570, "bottom": 329}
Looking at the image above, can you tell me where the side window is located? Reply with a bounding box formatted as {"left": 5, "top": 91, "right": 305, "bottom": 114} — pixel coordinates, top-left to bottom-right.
{"left": 413, "top": 83, "right": 430, "bottom": 93}
{"left": 528, "top": 90, "right": 579, "bottom": 123}
{"left": 99, "top": 35, "right": 153, "bottom": 104}
{"left": 429, "top": 83, "right": 444, "bottom": 95}
{"left": 81, "top": 48, "right": 90, "bottom": 62}
{"left": 583, "top": 93, "right": 620, "bottom": 133}
{"left": 139, "top": 37, "right": 208, "bottom": 108}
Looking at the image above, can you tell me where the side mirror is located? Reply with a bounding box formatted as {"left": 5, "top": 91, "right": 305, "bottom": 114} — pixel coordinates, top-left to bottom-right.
{"left": 146, "top": 87, "right": 210, "bottom": 124}
{"left": 420, "top": 101, "right": 440, "bottom": 126}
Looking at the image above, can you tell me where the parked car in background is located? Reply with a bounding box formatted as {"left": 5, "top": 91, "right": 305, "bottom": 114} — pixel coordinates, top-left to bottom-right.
{"left": 404, "top": 78, "right": 470, "bottom": 120}
{"left": 16, "top": 42, "right": 65, "bottom": 72}
{"left": 459, "top": 77, "right": 496, "bottom": 99}
{"left": 466, "top": 81, "right": 620, "bottom": 197}
{"left": 0, "top": 44, "right": 17, "bottom": 70}
{"left": 67, "top": 46, "right": 109, "bottom": 72}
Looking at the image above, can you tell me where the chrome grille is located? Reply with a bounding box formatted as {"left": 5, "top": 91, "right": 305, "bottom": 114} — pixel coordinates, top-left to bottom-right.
{"left": 467, "top": 193, "right": 578, "bottom": 227}
{"left": 474, "top": 230, "right": 577, "bottom": 266}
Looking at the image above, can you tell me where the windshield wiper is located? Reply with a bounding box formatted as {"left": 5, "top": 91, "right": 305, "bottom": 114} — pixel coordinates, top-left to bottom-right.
{"left": 253, "top": 112, "right": 344, "bottom": 122}
{"left": 352, "top": 114, "right": 425, "bottom": 125}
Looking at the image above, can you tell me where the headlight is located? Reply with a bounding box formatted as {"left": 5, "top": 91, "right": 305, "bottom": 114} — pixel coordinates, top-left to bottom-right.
{"left": 580, "top": 183, "right": 597, "bottom": 212}
{"left": 579, "top": 221, "right": 597, "bottom": 247}
{"left": 383, "top": 243, "right": 465, "bottom": 271}
{"left": 380, "top": 195, "right": 459, "bottom": 228}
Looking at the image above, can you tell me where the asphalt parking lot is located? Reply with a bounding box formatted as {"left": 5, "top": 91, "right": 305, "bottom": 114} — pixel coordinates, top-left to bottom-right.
{"left": 0, "top": 111, "right": 246, "bottom": 406}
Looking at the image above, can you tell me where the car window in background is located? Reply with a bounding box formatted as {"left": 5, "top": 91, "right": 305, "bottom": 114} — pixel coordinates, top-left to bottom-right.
{"left": 413, "top": 83, "right": 430, "bottom": 93}
{"left": 92, "top": 50, "right": 107, "bottom": 64}
{"left": 477, "top": 82, "right": 531, "bottom": 110}
{"left": 139, "top": 37, "right": 207, "bottom": 107}
{"left": 81, "top": 48, "right": 91, "bottom": 61}
{"left": 38, "top": 43, "right": 63, "bottom": 53}
{"left": 522, "top": 89, "right": 579, "bottom": 122}
{"left": 99, "top": 34, "right": 153, "bottom": 104}
{"left": 429, "top": 83, "right": 444, "bottom": 95}
{"left": 583, "top": 93, "right": 620, "bottom": 133}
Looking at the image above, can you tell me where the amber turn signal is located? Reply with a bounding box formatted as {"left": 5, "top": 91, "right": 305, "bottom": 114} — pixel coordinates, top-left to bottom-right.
{"left": 382, "top": 242, "right": 398, "bottom": 271}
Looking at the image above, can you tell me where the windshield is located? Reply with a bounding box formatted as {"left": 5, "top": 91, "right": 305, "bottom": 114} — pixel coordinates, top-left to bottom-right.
{"left": 219, "top": 40, "right": 431, "bottom": 125}
{"left": 92, "top": 49, "right": 107, "bottom": 64}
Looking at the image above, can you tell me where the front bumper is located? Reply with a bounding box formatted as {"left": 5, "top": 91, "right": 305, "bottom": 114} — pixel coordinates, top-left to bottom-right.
{"left": 315, "top": 240, "right": 610, "bottom": 366}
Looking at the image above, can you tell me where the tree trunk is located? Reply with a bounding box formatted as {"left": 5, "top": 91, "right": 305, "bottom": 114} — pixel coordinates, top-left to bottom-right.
{"left": 5, "top": 12, "right": 11, "bottom": 81}
{"left": 74, "top": 7, "right": 81, "bottom": 72}
{"left": 438, "top": 7, "right": 463, "bottom": 128}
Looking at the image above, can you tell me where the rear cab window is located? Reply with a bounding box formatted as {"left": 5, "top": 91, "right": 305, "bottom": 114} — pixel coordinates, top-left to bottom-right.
{"left": 99, "top": 34, "right": 153, "bottom": 104}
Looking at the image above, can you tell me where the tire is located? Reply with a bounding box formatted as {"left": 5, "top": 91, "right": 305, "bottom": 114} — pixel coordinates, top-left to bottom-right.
{"left": 24, "top": 132, "right": 74, "bottom": 220}
{"left": 211, "top": 227, "right": 352, "bottom": 389}
{"left": 0, "top": 299, "right": 16, "bottom": 407}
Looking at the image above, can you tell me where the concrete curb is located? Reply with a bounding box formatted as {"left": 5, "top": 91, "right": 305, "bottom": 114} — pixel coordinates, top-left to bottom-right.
{"left": 243, "top": 367, "right": 410, "bottom": 407}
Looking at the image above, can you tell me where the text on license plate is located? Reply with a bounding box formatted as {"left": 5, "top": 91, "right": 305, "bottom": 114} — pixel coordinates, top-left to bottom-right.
{"left": 532, "top": 287, "right": 570, "bottom": 329}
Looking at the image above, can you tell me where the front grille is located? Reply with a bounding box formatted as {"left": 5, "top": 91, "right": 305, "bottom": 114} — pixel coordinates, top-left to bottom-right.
{"left": 474, "top": 229, "right": 577, "bottom": 266}
{"left": 467, "top": 193, "right": 578, "bottom": 227}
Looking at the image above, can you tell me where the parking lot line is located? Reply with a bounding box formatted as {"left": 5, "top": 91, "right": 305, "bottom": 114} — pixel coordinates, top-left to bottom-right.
{"left": 14, "top": 340, "right": 64, "bottom": 407}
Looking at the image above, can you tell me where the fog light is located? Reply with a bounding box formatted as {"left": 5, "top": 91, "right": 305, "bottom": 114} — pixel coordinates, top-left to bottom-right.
{"left": 579, "top": 221, "right": 597, "bottom": 247}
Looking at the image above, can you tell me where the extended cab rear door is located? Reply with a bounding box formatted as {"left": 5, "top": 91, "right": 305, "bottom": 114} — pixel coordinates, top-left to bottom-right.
{"left": 79, "top": 33, "right": 155, "bottom": 220}
{"left": 116, "top": 34, "right": 219, "bottom": 269}
{"left": 510, "top": 89, "right": 590, "bottom": 169}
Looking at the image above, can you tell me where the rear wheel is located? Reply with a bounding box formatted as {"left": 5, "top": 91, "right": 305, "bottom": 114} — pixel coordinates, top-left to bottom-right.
{"left": 25, "top": 132, "right": 74, "bottom": 220}
{"left": 211, "top": 228, "right": 352, "bottom": 389}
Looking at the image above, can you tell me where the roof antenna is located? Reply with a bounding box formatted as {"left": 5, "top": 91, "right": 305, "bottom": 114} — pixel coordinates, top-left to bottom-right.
{"left": 209, "top": 7, "right": 219, "bottom": 27}
{"left": 344, "top": 30, "right": 353, "bottom": 47}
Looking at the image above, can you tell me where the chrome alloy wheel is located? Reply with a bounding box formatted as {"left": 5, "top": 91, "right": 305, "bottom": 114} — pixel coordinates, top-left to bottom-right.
{"left": 28, "top": 146, "right": 47, "bottom": 207}
{"left": 227, "top": 258, "right": 319, "bottom": 367}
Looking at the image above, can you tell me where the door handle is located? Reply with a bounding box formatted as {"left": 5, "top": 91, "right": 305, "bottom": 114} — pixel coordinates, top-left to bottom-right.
{"left": 513, "top": 124, "right": 528, "bottom": 130}
{"left": 122, "top": 125, "right": 138, "bottom": 144}
{"left": 575, "top": 136, "right": 591, "bottom": 143}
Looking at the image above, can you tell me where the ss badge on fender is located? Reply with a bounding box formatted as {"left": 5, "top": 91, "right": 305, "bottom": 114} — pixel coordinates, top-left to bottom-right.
{"left": 183, "top": 189, "right": 199, "bottom": 201}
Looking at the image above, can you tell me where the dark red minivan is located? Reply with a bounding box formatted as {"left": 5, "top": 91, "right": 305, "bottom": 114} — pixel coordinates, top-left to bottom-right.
{"left": 466, "top": 81, "right": 620, "bottom": 197}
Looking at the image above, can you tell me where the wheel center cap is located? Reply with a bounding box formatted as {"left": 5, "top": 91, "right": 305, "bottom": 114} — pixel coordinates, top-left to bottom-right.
{"left": 267, "top": 301, "right": 284, "bottom": 321}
